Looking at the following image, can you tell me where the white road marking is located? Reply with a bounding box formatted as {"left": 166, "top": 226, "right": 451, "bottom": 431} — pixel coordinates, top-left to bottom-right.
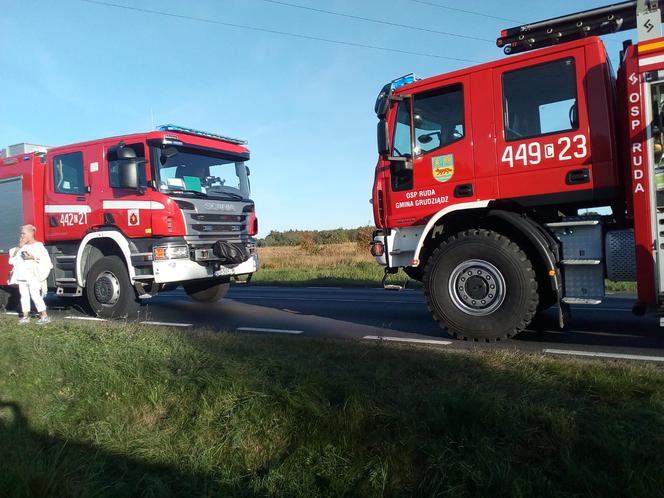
{"left": 237, "top": 327, "right": 303, "bottom": 335}
{"left": 65, "top": 316, "right": 107, "bottom": 322}
{"left": 142, "top": 321, "right": 192, "bottom": 328}
{"left": 234, "top": 295, "right": 632, "bottom": 312}
{"left": 543, "top": 349, "right": 664, "bottom": 363}
{"left": 236, "top": 296, "right": 419, "bottom": 305}
{"left": 363, "top": 335, "right": 453, "bottom": 346}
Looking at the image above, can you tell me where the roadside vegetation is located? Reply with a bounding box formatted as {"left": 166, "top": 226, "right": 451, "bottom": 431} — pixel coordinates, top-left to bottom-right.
{"left": 1, "top": 318, "right": 663, "bottom": 497}
{"left": 254, "top": 234, "right": 637, "bottom": 293}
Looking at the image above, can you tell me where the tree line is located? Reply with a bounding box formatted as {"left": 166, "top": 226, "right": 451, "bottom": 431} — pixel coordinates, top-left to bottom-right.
{"left": 258, "top": 227, "right": 375, "bottom": 247}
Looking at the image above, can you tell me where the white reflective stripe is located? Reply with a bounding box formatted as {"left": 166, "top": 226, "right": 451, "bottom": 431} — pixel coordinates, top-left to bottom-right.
{"left": 413, "top": 200, "right": 492, "bottom": 262}
{"left": 44, "top": 205, "right": 92, "bottom": 214}
{"left": 639, "top": 54, "right": 664, "bottom": 66}
{"left": 102, "top": 200, "right": 166, "bottom": 210}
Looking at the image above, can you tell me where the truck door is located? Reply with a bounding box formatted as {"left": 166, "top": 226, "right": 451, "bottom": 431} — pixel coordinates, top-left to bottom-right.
{"left": 494, "top": 50, "right": 591, "bottom": 203}
{"left": 385, "top": 76, "right": 474, "bottom": 225}
{"left": 104, "top": 142, "right": 150, "bottom": 237}
{"left": 44, "top": 149, "right": 91, "bottom": 242}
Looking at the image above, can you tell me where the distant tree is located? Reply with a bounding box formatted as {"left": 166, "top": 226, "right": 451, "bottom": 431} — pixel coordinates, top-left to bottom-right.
{"left": 258, "top": 226, "right": 375, "bottom": 247}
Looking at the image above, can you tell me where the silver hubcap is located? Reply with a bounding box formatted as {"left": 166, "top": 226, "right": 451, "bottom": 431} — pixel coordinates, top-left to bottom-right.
{"left": 94, "top": 271, "right": 121, "bottom": 306}
{"left": 448, "top": 259, "right": 506, "bottom": 316}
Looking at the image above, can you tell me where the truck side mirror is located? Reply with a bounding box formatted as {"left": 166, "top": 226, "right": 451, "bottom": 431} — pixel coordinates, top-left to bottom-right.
{"left": 377, "top": 118, "right": 390, "bottom": 156}
{"left": 115, "top": 145, "right": 140, "bottom": 190}
{"left": 375, "top": 84, "right": 390, "bottom": 118}
{"left": 118, "top": 159, "right": 139, "bottom": 189}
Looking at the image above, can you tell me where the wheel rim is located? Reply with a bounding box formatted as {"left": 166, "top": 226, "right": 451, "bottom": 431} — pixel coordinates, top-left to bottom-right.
{"left": 94, "top": 271, "right": 121, "bottom": 306}
{"left": 448, "top": 259, "right": 506, "bottom": 316}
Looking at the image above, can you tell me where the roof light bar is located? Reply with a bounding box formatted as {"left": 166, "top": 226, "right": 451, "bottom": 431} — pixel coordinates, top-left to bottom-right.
{"left": 157, "top": 124, "right": 248, "bottom": 146}
{"left": 390, "top": 73, "right": 421, "bottom": 91}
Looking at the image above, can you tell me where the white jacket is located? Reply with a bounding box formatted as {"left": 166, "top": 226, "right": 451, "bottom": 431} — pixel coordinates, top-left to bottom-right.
{"left": 8, "top": 242, "right": 53, "bottom": 287}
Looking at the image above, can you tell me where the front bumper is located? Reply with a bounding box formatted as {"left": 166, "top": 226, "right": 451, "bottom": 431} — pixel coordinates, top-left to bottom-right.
{"left": 153, "top": 253, "right": 258, "bottom": 284}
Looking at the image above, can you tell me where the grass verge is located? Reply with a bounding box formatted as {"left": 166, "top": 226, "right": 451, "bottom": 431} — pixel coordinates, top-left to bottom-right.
{"left": 1, "top": 318, "right": 663, "bottom": 497}
{"left": 251, "top": 261, "right": 416, "bottom": 288}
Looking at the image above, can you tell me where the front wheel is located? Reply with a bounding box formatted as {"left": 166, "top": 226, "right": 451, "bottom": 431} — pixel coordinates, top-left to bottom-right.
{"left": 424, "top": 229, "right": 539, "bottom": 341}
{"left": 184, "top": 279, "right": 230, "bottom": 303}
{"left": 85, "top": 256, "right": 139, "bottom": 319}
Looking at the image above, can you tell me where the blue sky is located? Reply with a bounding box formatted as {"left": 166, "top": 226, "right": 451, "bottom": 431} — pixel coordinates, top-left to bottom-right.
{"left": 0, "top": 0, "right": 631, "bottom": 235}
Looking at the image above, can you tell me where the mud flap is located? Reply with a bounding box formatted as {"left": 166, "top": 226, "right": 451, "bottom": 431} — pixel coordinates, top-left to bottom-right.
{"left": 558, "top": 300, "right": 571, "bottom": 329}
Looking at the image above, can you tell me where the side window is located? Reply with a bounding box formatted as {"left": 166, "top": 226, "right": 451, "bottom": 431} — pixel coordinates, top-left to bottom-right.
{"left": 392, "top": 99, "right": 412, "bottom": 157}
{"left": 391, "top": 99, "right": 414, "bottom": 192}
{"left": 108, "top": 143, "right": 147, "bottom": 188}
{"left": 53, "top": 152, "right": 85, "bottom": 195}
{"left": 413, "top": 84, "right": 464, "bottom": 155}
{"left": 503, "top": 58, "right": 578, "bottom": 141}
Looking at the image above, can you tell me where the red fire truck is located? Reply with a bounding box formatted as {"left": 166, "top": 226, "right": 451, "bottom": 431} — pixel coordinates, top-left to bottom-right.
{"left": 0, "top": 125, "right": 258, "bottom": 318}
{"left": 371, "top": 1, "right": 664, "bottom": 340}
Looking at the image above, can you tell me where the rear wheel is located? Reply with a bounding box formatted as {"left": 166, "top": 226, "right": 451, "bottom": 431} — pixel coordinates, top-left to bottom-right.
{"left": 184, "top": 279, "right": 230, "bottom": 303}
{"left": 424, "top": 229, "right": 538, "bottom": 341}
{"left": 85, "top": 256, "right": 139, "bottom": 319}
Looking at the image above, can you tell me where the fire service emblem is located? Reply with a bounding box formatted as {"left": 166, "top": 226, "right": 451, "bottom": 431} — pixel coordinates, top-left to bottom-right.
{"left": 128, "top": 209, "right": 140, "bottom": 226}
{"left": 432, "top": 154, "right": 455, "bottom": 183}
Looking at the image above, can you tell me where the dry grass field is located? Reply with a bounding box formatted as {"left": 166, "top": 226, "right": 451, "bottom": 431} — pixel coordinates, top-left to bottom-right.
{"left": 258, "top": 242, "right": 372, "bottom": 269}
{"left": 252, "top": 242, "right": 402, "bottom": 287}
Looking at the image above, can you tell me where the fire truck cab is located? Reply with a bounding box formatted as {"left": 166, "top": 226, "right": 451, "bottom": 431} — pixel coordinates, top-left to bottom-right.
{"left": 0, "top": 126, "right": 259, "bottom": 318}
{"left": 372, "top": 1, "right": 664, "bottom": 340}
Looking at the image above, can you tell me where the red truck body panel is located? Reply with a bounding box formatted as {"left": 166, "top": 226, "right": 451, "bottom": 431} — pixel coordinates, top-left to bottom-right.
{"left": 375, "top": 38, "right": 620, "bottom": 231}
{"left": 0, "top": 129, "right": 253, "bottom": 287}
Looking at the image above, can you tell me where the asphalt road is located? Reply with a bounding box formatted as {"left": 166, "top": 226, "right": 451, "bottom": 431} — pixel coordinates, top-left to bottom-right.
{"left": 28, "top": 285, "right": 664, "bottom": 361}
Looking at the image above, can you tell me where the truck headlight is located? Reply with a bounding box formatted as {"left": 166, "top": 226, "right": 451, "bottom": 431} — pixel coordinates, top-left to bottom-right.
{"left": 153, "top": 245, "right": 189, "bottom": 260}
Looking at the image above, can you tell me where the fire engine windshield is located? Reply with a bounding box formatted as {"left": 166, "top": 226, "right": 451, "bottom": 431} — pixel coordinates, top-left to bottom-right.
{"left": 152, "top": 146, "right": 250, "bottom": 200}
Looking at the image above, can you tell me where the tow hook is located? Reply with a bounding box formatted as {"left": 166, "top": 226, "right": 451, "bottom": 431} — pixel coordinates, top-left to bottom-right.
{"left": 382, "top": 268, "right": 404, "bottom": 291}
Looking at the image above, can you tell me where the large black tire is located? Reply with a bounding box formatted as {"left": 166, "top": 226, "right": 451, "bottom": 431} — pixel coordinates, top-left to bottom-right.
{"left": 85, "top": 256, "right": 139, "bottom": 319}
{"left": 423, "top": 229, "right": 539, "bottom": 341}
{"left": 184, "top": 279, "right": 230, "bottom": 303}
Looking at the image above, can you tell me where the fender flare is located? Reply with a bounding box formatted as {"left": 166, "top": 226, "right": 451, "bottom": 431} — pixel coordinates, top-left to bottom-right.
{"left": 413, "top": 200, "right": 492, "bottom": 262}
{"left": 486, "top": 210, "right": 561, "bottom": 290}
{"left": 486, "top": 210, "right": 567, "bottom": 326}
{"left": 76, "top": 231, "right": 136, "bottom": 287}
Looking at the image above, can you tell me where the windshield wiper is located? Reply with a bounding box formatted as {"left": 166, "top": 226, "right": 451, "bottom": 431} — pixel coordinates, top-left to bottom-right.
{"left": 209, "top": 191, "right": 244, "bottom": 201}
{"left": 169, "top": 189, "right": 208, "bottom": 198}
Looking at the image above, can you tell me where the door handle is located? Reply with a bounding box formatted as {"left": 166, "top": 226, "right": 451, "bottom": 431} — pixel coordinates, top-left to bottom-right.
{"left": 566, "top": 168, "right": 590, "bottom": 185}
{"left": 454, "top": 183, "right": 474, "bottom": 198}
{"left": 49, "top": 216, "right": 58, "bottom": 227}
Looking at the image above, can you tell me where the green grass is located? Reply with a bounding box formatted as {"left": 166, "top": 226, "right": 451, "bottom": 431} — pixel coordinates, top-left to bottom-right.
{"left": 251, "top": 261, "right": 418, "bottom": 288}
{"left": 1, "top": 318, "right": 664, "bottom": 497}
{"left": 605, "top": 280, "right": 638, "bottom": 293}
{"left": 252, "top": 261, "right": 638, "bottom": 295}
